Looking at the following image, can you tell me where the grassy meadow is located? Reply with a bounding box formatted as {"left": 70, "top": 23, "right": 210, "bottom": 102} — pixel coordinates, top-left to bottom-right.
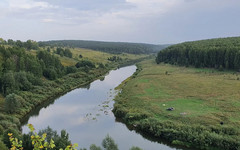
{"left": 114, "top": 59, "right": 240, "bottom": 149}
{"left": 27, "top": 47, "right": 148, "bottom": 67}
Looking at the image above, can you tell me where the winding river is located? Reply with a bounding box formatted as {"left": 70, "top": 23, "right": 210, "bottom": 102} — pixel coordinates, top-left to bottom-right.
{"left": 21, "top": 65, "right": 184, "bottom": 150}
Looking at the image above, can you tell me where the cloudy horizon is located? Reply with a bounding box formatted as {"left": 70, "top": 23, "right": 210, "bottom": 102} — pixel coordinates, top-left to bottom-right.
{"left": 0, "top": 0, "right": 240, "bottom": 44}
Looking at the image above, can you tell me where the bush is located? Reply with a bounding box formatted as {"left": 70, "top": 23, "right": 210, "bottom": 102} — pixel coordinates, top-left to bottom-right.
{"left": 5, "top": 93, "right": 25, "bottom": 114}
{"left": 14, "top": 71, "right": 32, "bottom": 91}
{"left": 3, "top": 127, "right": 21, "bottom": 148}
{"left": 129, "top": 146, "right": 143, "bottom": 150}
{"left": 0, "top": 140, "right": 8, "bottom": 150}
{"left": 0, "top": 124, "right": 4, "bottom": 135}
{"left": 75, "top": 60, "right": 95, "bottom": 68}
{"left": 66, "top": 66, "right": 77, "bottom": 74}
{"left": 0, "top": 120, "right": 17, "bottom": 129}
{"left": 43, "top": 68, "right": 57, "bottom": 80}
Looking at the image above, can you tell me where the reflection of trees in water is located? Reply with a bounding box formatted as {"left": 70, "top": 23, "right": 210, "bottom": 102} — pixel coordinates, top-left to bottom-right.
{"left": 21, "top": 84, "right": 91, "bottom": 128}
{"left": 100, "top": 76, "right": 105, "bottom": 81}
{"left": 20, "top": 98, "right": 56, "bottom": 127}
{"left": 81, "top": 83, "right": 91, "bottom": 90}
{"left": 114, "top": 118, "right": 194, "bottom": 150}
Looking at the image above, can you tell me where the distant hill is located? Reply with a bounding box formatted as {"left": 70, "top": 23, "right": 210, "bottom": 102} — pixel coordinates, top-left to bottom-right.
{"left": 156, "top": 36, "right": 240, "bottom": 70}
{"left": 39, "top": 40, "right": 168, "bottom": 54}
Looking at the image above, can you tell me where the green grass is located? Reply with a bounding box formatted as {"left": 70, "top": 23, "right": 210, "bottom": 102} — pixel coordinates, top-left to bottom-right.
{"left": 27, "top": 48, "right": 149, "bottom": 67}
{"left": 121, "top": 59, "right": 240, "bottom": 124}
{"left": 70, "top": 48, "right": 149, "bottom": 65}
{"left": 114, "top": 59, "right": 240, "bottom": 149}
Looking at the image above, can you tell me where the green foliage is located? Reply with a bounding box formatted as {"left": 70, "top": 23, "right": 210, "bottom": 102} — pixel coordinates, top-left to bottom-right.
{"left": 28, "top": 124, "right": 56, "bottom": 150}
{"left": 90, "top": 144, "right": 102, "bottom": 150}
{"left": 0, "top": 124, "right": 4, "bottom": 135}
{"left": 43, "top": 68, "right": 57, "bottom": 80}
{"left": 75, "top": 60, "right": 95, "bottom": 69}
{"left": 2, "top": 72, "right": 16, "bottom": 96}
{"left": 55, "top": 48, "right": 73, "bottom": 58}
{"left": 4, "top": 39, "right": 39, "bottom": 50}
{"left": 107, "top": 56, "right": 122, "bottom": 62}
{"left": 0, "top": 139, "right": 8, "bottom": 150}
{"left": 98, "top": 63, "right": 105, "bottom": 69}
{"left": 66, "top": 66, "right": 77, "bottom": 74}
{"left": 102, "top": 135, "right": 118, "bottom": 150}
{"left": 3, "top": 127, "right": 21, "bottom": 148}
{"left": 5, "top": 93, "right": 24, "bottom": 114}
{"left": 156, "top": 37, "right": 240, "bottom": 71}
{"left": 25, "top": 40, "right": 39, "bottom": 50}
{"left": 39, "top": 40, "right": 168, "bottom": 54}
{"left": 8, "top": 132, "right": 23, "bottom": 150}
{"left": 0, "top": 115, "right": 20, "bottom": 129}
{"left": 38, "top": 127, "right": 71, "bottom": 150}
{"left": 129, "top": 146, "right": 143, "bottom": 150}
{"left": 15, "top": 71, "right": 32, "bottom": 91}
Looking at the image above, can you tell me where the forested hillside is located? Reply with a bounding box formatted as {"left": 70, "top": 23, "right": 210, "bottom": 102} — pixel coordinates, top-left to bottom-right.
{"left": 156, "top": 37, "right": 240, "bottom": 70}
{"left": 39, "top": 40, "right": 167, "bottom": 54}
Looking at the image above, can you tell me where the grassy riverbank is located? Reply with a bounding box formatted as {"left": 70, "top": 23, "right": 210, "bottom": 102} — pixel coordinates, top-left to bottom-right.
{"left": 113, "top": 59, "right": 240, "bottom": 150}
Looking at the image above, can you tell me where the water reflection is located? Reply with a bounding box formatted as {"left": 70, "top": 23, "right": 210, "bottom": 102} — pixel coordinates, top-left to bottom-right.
{"left": 21, "top": 66, "right": 185, "bottom": 150}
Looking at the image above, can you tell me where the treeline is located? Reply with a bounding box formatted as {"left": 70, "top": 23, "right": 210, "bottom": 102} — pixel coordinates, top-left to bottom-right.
{"left": 0, "top": 46, "right": 66, "bottom": 94}
{"left": 0, "top": 38, "right": 39, "bottom": 50}
{"left": 39, "top": 40, "right": 167, "bottom": 54}
{"left": 156, "top": 37, "right": 240, "bottom": 70}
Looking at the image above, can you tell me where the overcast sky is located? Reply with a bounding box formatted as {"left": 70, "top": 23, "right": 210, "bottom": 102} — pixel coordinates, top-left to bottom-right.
{"left": 0, "top": 0, "right": 240, "bottom": 44}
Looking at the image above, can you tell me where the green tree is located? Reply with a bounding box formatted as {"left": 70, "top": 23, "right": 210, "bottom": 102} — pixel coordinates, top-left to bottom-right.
{"left": 4, "top": 93, "right": 24, "bottom": 114}
{"left": 3, "top": 58, "right": 16, "bottom": 72}
{"left": 14, "top": 71, "right": 32, "bottom": 91}
{"left": 7, "top": 39, "right": 14, "bottom": 45}
{"left": 90, "top": 144, "right": 102, "bottom": 150}
{"left": 2, "top": 72, "right": 16, "bottom": 96}
{"left": 102, "top": 135, "right": 118, "bottom": 150}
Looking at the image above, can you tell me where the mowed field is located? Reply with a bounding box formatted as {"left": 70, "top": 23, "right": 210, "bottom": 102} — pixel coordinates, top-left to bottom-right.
{"left": 116, "top": 59, "right": 240, "bottom": 127}
{"left": 27, "top": 47, "right": 148, "bottom": 66}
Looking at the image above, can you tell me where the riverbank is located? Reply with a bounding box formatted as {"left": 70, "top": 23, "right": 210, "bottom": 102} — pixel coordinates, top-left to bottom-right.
{"left": 0, "top": 56, "right": 150, "bottom": 149}
{"left": 113, "top": 59, "right": 240, "bottom": 150}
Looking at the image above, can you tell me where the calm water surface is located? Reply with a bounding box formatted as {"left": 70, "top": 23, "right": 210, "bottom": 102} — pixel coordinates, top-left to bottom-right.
{"left": 21, "top": 65, "right": 183, "bottom": 150}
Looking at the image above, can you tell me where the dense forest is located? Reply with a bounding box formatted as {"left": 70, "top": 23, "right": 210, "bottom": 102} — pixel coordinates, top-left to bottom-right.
{"left": 156, "top": 37, "right": 240, "bottom": 70}
{"left": 39, "top": 40, "right": 167, "bottom": 54}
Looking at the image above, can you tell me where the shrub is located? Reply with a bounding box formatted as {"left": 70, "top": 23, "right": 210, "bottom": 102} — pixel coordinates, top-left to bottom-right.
{"left": 0, "top": 124, "right": 4, "bottom": 135}
{"left": 0, "top": 140, "right": 8, "bottom": 150}
{"left": 129, "top": 146, "right": 143, "bottom": 150}
{"left": 75, "top": 60, "right": 95, "bottom": 68}
{"left": 5, "top": 93, "right": 25, "bottom": 114}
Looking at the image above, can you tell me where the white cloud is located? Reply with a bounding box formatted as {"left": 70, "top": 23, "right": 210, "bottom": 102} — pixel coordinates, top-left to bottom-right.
{"left": 42, "top": 18, "right": 55, "bottom": 23}
{"left": 8, "top": 0, "right": 57, "bottom": 10}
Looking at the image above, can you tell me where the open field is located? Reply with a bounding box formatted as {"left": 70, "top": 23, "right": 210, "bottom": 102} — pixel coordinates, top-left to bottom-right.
{"left": 27, "top": 47, "right": 149, "bottom": 66}
{"left": 114, "top": 59, "right": 240, "bottom": 149}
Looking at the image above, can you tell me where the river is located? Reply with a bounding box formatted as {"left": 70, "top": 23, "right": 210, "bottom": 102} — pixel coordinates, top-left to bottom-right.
{"left": 21, "top": 65, "right": 183, "bottom": 150}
